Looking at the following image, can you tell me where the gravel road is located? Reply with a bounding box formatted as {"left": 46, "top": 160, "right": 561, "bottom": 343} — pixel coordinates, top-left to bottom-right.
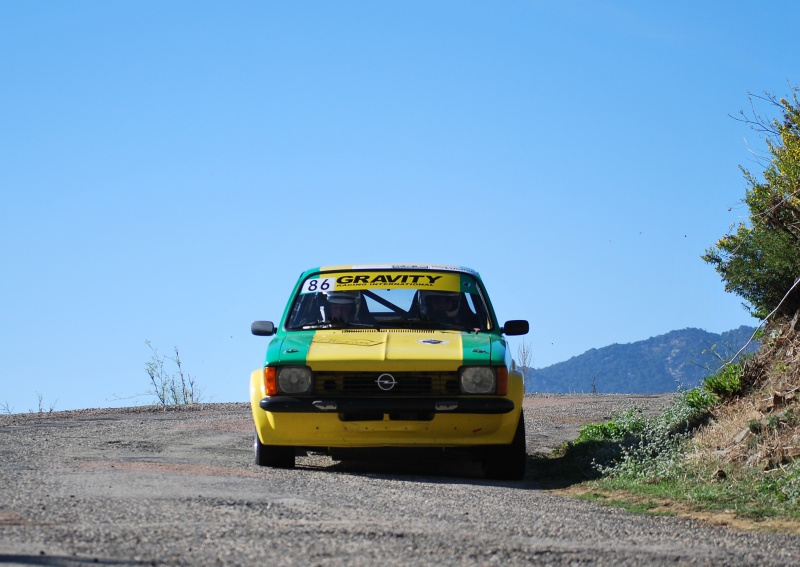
{"left": 2, "top": 394, "right": 800, "bottom": 566}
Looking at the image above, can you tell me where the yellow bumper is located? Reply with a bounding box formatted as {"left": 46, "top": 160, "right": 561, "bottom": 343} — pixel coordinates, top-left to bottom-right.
{"left": 250, "top": 369, "right": 523, "bottom": 448}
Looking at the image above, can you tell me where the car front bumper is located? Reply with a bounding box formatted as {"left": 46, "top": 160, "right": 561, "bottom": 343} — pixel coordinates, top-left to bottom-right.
{"left": 259, "top": 396, "right": 514, "bottom": 414}
{"left": 250, "top": 367, "right": 524, "bottom": 448}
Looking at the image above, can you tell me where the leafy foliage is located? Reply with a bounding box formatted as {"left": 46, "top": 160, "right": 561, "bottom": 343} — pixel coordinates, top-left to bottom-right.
{"left": 576, "top": 406, "right": 647, "bottom": 443}
{"left": 586, "top": 390, "right": 709, "bottom": 480}
{"left": 703, "top": 87, "right": 800, "bottom": 319}
{"left": 554, "top": 391, "right": 710, "bottom": 484}
{"left": 684, "top": 387, "right": 717, "bottom": 411}
{"left": 702, "top": 362, "right": 744, "bottom": 399}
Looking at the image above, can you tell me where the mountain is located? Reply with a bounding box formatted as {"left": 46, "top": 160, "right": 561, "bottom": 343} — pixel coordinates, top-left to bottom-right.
{"left": 525, "top": 326, "right": 758, "bottom": 394}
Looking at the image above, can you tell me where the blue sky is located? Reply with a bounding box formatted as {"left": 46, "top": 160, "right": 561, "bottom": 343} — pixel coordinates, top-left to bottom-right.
{"left": 1, "top": 1, "right": 797, "bottom": 412}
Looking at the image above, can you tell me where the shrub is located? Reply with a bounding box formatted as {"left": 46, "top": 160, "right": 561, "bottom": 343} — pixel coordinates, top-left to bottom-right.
{"left": 703, "top": 363, "right": 744, "bottom": 399}
{"left": 576, "top": 406, "right": 646, "bottom": 443}
{"left": 144, "top": 341, "right": 204, "bottom": 406}
{"left": 586, "top": 391, "right": 711, "bottom": 480}
{"left": 684, "top": 387, "right": 717, "bottom": 411}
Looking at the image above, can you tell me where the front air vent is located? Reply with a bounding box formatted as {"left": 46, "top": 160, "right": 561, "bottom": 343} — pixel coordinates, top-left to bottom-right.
{"left": 314, "top": 371, "right": 459, "bottom": 397}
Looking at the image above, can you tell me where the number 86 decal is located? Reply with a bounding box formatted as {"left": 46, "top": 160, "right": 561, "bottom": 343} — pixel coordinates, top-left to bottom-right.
{"left": 302, "top": 277, "right": 335, "bottom": 293}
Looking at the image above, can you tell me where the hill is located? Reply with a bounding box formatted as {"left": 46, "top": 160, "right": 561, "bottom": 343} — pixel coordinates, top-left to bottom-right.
{"left": 526, "top": 326, "right": 758, "bottom": 394}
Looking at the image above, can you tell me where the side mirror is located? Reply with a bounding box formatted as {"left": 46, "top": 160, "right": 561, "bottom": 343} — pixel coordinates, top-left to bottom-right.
{"left": 251, "top": 321, "right": 276, "bottom": 336}
{"left": 501, "top": 320, "right": 529, "bottom": 336}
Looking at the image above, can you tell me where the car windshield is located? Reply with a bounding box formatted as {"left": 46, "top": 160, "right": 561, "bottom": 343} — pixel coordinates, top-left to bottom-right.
{"left": 286, "top": 269, "right": 493, "bottom": 332}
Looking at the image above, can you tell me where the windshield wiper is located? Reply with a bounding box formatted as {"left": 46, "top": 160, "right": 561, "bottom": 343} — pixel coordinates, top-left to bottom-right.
{"left": 337, "top": 321, "right": 383, "bottom": 330}
{"left": 291, "top": 320, "right": 333, "bottom": 330}
{"left": 294, "top": 318, "right": 471, "bottom": 332}
{"left": 292, "top": 320, "right": 381, "bottom": 330}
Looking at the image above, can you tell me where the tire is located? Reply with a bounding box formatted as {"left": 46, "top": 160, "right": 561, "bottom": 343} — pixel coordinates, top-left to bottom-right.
{"left": 253, "top": 430, "right": 295, "bottom": 469}
{"left": 482, "top": 414, "right": 527, "bottom": 481}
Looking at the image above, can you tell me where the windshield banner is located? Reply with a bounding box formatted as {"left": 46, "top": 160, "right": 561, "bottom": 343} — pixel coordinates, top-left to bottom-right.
{"left": 300, "top": 271, "right": 463, "bottom": 293}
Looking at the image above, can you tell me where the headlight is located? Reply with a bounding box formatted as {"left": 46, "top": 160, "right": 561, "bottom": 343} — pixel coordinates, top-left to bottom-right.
{"left": 459, "top": 367, "right": 496, "bottom": 394}
{"left": 277, "top": 366, "right": 313, "bottom": 394}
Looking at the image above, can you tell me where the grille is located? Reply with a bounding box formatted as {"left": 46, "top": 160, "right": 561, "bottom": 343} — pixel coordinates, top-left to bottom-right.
{"left": 313, "top": 371, "right": 460, "bottom": 397}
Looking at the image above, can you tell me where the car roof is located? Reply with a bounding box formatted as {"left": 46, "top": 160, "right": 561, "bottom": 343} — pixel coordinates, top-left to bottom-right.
{"left": 307, "top": 264, "right": 480, "bottom": 277}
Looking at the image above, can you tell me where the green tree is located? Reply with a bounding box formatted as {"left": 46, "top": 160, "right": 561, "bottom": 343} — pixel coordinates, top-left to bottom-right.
{"left": 703, "top": 87, "right": 800, "bottom": 319}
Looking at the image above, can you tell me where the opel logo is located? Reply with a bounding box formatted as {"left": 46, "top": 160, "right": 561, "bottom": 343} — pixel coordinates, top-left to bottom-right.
{"left": 376, "top": 373, "right": 396, "bottom": 391}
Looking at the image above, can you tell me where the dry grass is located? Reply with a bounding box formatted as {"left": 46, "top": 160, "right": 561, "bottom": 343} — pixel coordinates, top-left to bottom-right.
{"left": 692, "top": 314, "right": 800, "bottom": 471}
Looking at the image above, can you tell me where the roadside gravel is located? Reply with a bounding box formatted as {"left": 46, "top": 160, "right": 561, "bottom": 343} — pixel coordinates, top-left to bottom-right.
{"left": 1, "top": 394, "right": 799, "bottom": 566}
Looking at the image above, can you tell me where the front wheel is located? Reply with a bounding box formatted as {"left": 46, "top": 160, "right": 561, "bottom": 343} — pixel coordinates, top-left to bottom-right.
{"left": 254, "top": 430, "right": 295, "bottom": 468}
{"left": 482, "top": 414, "right": 526, "bottom": 481}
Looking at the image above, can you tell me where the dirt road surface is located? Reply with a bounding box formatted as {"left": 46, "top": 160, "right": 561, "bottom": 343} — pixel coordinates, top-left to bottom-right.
{"left": 2, "top": 394, "right": 799, "bottom": 566}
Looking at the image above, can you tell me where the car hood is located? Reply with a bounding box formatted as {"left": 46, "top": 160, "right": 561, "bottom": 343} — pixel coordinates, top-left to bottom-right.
{"left": 274, "top": 330, "right": 498, "bottom": 371}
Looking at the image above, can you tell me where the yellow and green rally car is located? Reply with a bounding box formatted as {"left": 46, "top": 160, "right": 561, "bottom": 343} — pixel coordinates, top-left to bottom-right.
{"left": 250, "top": 264, "right": 529, "bottom": 480}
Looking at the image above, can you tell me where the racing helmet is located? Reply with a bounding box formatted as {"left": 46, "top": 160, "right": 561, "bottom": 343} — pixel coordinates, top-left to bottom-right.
{"left": 325, "top": 291, "right": 360, "bottom": 305}
{"left": 420, "top": 290, "right": 461, "bottom": 318}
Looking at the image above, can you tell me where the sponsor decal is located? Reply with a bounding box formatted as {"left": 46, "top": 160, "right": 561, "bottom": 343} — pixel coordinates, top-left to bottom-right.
{"left": 301, "top": 272, "right": 462, "bottom": 293}
{"left": 337, "top": 274, "right": 442, "bottom": 285}
{"left": 312, "top": 336, "right": 385, "bottom": 347}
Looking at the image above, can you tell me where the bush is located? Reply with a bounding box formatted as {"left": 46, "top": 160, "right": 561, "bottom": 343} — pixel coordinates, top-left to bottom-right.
{"left": 702, "top": 363, "right": 744, "bottom": 399}
{"left": 569, "top": 391, "right": 711, "bottom": 481}
{"left": 576, "top": 406, "right": 646, "bottom": 443}
{"left": 144, "top": 341, "right": 204, "bottom": 406}
{"left": 684, "top": 387, "right": 717, "bottom": 411}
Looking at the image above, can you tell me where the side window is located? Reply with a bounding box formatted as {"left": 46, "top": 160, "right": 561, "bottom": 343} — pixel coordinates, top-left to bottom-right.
{"left": 465, "top": 292, "right": 490, "bottom": 330}
{"left": 288, "top": 293, "right": 319, "bottom": 327}
{"left": 464, "top": 294, "right": 478, "bottom": 316}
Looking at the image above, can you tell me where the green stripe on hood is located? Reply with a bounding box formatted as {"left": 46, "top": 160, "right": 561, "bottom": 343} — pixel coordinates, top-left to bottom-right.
{"left": 266, "top": 331, "right": 315, "bottom": 365}
{"left": 460, "top": 333, "right": 493, "bottom": 365}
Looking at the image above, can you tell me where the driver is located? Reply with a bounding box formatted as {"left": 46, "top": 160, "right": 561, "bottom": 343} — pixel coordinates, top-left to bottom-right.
{"left": 325, "top": 291, "right": 361, "bottom": 323}
{"left": 419, "top": 291, "right": 463, "bottom": 325}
